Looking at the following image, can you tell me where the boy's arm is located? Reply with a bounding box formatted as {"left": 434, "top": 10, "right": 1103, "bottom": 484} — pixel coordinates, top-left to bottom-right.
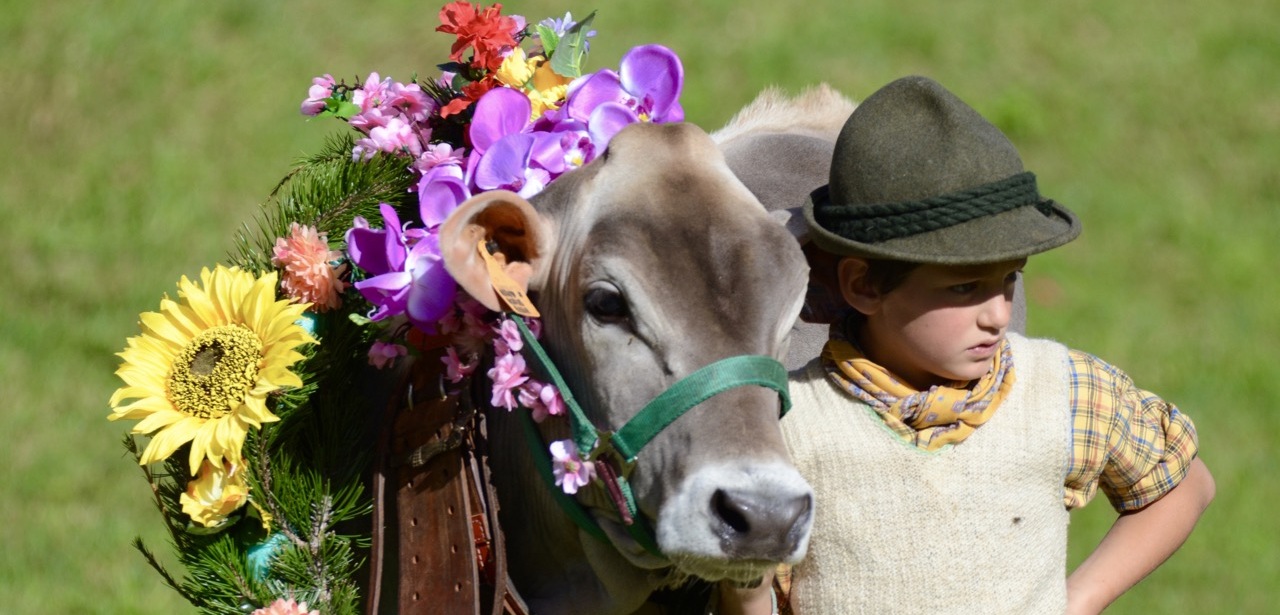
{"left": 1066, "top": 457, "right": 1215, "bottom": 615}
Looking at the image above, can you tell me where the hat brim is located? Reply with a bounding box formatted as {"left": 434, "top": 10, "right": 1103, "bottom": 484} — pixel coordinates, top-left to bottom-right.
{"left": 804, "top": 192, "right": 1080, "bottom": 265}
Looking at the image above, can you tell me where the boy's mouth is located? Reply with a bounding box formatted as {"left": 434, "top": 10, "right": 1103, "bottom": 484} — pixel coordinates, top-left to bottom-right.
{"left": 967, "top": 339, "right": 1001, "bottom": 358}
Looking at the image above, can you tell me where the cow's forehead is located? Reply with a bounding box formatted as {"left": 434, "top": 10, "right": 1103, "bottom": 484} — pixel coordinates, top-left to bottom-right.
{"left": 563, "top": 125, "right": 805, "bottom": 344}
{"left": 588, "top": 123, "right": 766, "bottom": 220}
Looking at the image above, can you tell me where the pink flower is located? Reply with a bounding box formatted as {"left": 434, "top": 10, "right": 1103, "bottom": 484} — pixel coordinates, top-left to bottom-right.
{"left": 353, "top": 71, "right": 392, "bottom": 111}
{"left": 518, "top": 379, "right": 566, "bottom": 423}
{"left": 271, "top": 222, "right": 348, "bottom": 311}
{"left": 414, "top": 143, "right": 467, "bottom": 174}
{"left": 357, "top": 116, "right": 426, "bottom": 159}
{"left": 301, "top": 74, "right": 335, "bottom": 116}
{"left": 442, "top": 346, "right": 479, "bottom": 383}
{"left": 368, "top": 340, "right": 408, "bottom": 369}
{"left": 387, "top": 81, "right": 436, "bottom": 123}
{"left": 252, "top": 598, "right": 319, "bottom": 615}
{"left": 438, "top": 295, "right": 495, "bottom": 356}
{"left": 349, "top": 106, "right": 391, "bottom": 133}
{"left": 487, "top": 351, "right": 529, "bottom": 410}
{"left": 493, "top": 317, "right": 523, "bottom": 355}
{"left": 550, "top": 439, "right": 595, "bottom": 494}
{"left": 524, "top": 317, "right": 542, "bottom": 339}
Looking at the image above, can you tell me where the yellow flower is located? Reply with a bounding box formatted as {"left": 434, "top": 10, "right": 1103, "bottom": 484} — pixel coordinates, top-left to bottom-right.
{"left": 181, "top": 458, "right": 249, "bottom": 528}
{"left": 495, "top": 47, "right": 574, "bottom": 119}
{"left": 494, "top": 46, "right": 536, "bottom": 89}
{"left": 527, "top": 59, "right": 572, "bottom": 117}
{"left": 109, "top": 265, "right": 316, "bottom": 475}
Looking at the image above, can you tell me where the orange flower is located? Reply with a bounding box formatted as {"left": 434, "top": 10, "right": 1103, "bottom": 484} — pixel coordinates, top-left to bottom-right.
{"left": 271, "top": 223, "right": 347, "bottom": 312}
{"left": 437, "top": 1, "right": 519, "bottom": 71}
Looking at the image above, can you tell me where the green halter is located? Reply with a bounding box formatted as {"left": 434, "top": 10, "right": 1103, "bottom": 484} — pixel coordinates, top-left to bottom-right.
{"left": 510, "top": 314, "right": 792, "bottom": 557}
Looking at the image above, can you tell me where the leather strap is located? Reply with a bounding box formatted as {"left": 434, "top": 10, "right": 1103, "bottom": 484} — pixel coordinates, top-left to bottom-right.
{"left": 367, "top": 346, "right": 530, "bottom": 615}
{"left": 392, "top": 371, "right": 480, "bottom": 613}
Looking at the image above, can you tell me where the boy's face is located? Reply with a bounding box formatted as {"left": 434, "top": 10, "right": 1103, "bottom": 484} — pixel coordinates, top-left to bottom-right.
{"left": 844, "top": 258, "right": 1025, "bottom": 389}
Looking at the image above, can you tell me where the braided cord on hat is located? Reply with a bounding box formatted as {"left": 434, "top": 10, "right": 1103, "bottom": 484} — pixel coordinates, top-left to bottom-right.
{"left": 815, "top": 172, "right": 1048, "bottom": 242}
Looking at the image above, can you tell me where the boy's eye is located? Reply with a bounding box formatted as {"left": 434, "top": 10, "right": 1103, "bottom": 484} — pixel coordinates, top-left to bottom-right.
{"left": 949, "top": 282, "right": 977, "bottom": 294}
{"left": 1005, "top": 271, "right": 1020, "bottom": 285}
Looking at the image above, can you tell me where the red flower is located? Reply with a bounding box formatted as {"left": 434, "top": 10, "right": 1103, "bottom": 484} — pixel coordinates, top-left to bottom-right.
{"left": 437, "top": 1, "right": 519, "bottom": 72}
{"left": 440, "top": 77, "right": 499, "bottom": 118}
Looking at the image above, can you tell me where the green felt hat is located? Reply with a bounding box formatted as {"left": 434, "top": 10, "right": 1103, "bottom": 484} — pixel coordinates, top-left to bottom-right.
{"left": 805, "top": 75, "right": 1081, "bottom": 264}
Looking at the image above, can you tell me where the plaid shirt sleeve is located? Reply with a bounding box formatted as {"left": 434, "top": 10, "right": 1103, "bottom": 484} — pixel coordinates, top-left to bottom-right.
{"left": 1063, "top": 349, "right": 1199, "bottom": 511}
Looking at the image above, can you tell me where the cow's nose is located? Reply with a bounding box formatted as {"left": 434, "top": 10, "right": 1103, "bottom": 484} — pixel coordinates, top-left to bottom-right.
{"left": 710, "top": 487, "right": 812, "bottom": 559}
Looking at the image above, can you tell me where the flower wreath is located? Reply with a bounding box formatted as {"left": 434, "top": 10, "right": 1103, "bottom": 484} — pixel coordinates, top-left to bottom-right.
{"left": 106, "top": 3, "right": 686, "bottom": 613}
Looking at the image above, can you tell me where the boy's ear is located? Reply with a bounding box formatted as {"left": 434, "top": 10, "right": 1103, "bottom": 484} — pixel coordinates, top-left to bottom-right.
{"left": 438, "top": 190, "right": 553, "bottom": 312}
{"left": 837, "top": 257, "right": 881, "bottom": 317}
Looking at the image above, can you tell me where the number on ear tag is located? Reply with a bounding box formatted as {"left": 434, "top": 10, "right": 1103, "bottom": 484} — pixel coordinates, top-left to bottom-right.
{"left": 477, "top": 240, "right": 540, "bottom": 318}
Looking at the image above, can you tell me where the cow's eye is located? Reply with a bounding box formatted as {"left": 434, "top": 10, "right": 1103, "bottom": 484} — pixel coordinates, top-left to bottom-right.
{"left": 584, "top": 284, "right": 630, "bottom": 324}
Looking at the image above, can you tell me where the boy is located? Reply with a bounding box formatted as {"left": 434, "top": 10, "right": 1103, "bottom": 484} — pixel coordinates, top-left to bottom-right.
{"left": 721, "top": 76, "right": 1214, "bottom": 614}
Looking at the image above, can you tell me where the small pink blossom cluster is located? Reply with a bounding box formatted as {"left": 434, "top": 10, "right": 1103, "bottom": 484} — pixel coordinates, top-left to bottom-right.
{"left": 363, "top": 285, "right": 585, "bottom": 495}
{"left": 549, "top": 439, "right": 595, "bottom": 494}
{"left": 366, "top": 294, "right": 566, "bottom": 423}
{"left": 478, "top": 315, "right": 566, "bottom": 423}
{"left": 302, "top": 72, "right": 443, "bottom": 171}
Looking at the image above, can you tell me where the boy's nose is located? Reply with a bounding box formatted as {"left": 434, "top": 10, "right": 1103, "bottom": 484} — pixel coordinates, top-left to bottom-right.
{"left": 977, "top": 295, "right": 1012, "bottom": 331}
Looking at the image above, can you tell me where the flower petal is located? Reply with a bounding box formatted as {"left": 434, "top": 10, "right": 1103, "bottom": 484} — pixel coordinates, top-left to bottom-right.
{"left": 470, "top": 87, "right": 532, "bottom": 155}
{"left": 417, "top": 164, "right": 470, "bottom": 229}
{"left": 406, "top": 246, "right": 458, "bottom": 328}
{"left": 564, "top": 69, "right": 623, "bottom": 123}
{"left": 588, "top": 102, "right": 639, "bottom": 150}
{"left": 139, "top": 416, "right": 203, "bottom": 468}
{"left": 619, "top": 44, "right": 683, "bottom": 120}
{"left": 474, "top": 134, "right": 536, "bottom": 191}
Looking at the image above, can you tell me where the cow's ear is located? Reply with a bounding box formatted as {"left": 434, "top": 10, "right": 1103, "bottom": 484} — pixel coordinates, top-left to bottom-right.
{"left": 439, "top": 189, "right": 552, "bottom": 312}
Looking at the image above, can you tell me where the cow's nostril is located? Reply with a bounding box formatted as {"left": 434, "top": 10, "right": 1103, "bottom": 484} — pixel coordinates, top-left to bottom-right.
{"left": 712, "top": 488, "right": 752, "bottom": 534}
{"left": 710, "top": 488, "right": 813, "bottom": 559}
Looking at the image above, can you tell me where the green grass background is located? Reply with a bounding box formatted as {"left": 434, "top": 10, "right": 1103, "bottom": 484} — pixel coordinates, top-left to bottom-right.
{"left": 3, "top": 0, "right": 1276, "bottom": 612}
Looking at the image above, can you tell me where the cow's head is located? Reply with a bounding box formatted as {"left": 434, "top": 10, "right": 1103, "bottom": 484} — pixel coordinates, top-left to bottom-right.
{"left": 440, "top": 122, "right": 813, "bottom": 583}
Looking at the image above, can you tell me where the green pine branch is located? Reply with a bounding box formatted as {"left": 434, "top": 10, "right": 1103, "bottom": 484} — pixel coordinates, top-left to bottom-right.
{"left": 230, "top": 133, "right": 417, "bottom": 275}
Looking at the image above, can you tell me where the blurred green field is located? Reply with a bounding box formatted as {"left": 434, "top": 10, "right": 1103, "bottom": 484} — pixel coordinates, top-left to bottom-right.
{"left": 3, "top": 0, "right": 1276, "bottom": 612}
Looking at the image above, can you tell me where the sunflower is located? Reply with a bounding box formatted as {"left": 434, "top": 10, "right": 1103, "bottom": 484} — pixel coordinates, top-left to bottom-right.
{"left": 109, "top": 264, "right": 316, "bottom": 475}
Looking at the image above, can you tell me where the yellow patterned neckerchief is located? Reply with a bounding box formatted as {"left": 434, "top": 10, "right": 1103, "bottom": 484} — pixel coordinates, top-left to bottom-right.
{"left": 821, "top": 335, "right": 1016, "bottom": 451}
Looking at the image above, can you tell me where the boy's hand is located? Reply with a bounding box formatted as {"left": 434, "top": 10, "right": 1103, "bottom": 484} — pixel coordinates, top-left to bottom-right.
{"left": 1066, "top": 457, "right": 1215, "bottom": 613}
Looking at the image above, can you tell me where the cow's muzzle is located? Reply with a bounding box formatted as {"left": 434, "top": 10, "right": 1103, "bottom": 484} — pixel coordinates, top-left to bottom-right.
{"left": 711, "top": 486, "right": 813, "bottom": 560}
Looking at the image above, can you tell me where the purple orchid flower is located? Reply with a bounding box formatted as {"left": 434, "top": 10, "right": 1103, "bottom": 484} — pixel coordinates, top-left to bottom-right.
{"left": 469, "top": 87, "right": 533, "bottom": 157}
{"left": 563, "top": 44, "right": 684, "bottom": 148}
{"left": 417, "top": 162, "right": 471, "bottom": 230}
{"left": 345, "top": 203, "right": 457, "bottom": 331}
{"left": 469, "top": 86, "right": 574, "bottom": 197}
{"left": 474, "top": 133, "right": 565, "bottom": 197}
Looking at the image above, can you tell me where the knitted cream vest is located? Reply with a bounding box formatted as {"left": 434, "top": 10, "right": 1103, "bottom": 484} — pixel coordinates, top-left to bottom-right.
{"left": 782, "top": 333, "right": 1071, "bottom": 615}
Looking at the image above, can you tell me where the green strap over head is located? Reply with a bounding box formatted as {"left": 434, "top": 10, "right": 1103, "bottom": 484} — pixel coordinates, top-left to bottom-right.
{"left": 513, "top": 315, "right": 598, "bottom": 453}
{"left": 611, "top": 355, "right": 791, "bottom": 461}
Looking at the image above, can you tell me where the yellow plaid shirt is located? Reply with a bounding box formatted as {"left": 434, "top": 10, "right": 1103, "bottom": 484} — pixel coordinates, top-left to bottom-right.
{"left": 1064, "top": 349, "right": 1198, "bottom": 511}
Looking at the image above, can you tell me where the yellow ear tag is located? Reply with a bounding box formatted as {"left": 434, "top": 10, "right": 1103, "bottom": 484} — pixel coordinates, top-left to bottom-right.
{"left": 477, "top": 239, "right": 540, "bottom": 318}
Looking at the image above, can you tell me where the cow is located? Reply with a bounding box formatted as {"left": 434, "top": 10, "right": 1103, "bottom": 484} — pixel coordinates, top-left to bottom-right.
{"left": 437, "top": 119, "right": 817, "bottom": 614}
{"left": 713, "top": 85, "right": 858, "bottom": 370}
